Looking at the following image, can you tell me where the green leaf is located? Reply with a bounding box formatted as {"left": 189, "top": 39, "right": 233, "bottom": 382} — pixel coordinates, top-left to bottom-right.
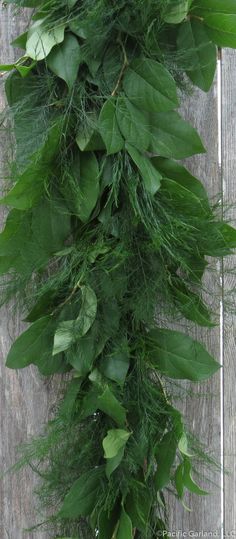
{"left": 31, "top": 199, "right": 71, "bottom": 253}
{"left": 59, "top": 467, "right": 104, "bottom": 518}
{"left": 206, "top": 222, "right": 236, "bottom": 256}
{"left": 72, "top": 151, "right": 100, "bottom": 222}
{"left": 125, "top": 481, "right": 151, "bottom": 533}
{"left": 116, "top": 508, "right": 133, "bottom": 539}
{"left": 177, "top": 20, "right": 217, "bottom": 91}
{"left": 147, "top": 328, "right": 220, "bottom": 381}
{"left": 99, "top": 340, "right": 130, "bottom": 387}
{"left": 76, "top": 124, "right": 105, "bottom": 152}
{"left": 67, "top": 333, "right": 96, "bottom": 375}
{"left": 6, "top": 316, "right": 54, "bottom": 369}
{"left": 173, "top": 284, "right": 214, "bottom": 327}
{"left": 193, "top": 0, "right": 236, "bottom": 48}
{"left": 175, "top": 458, "right": 208, "bottom": 498}
{"left": 149, "top": 111, "right": 206, "bottom": 158}
{"left": 123, "top": 57, "right": 178, "bottom": 112}
{"left": 1, "top": 121, "right": 61, "bottom": 209}
{"left": 152, "top": 157, "right": 210, "bottom": 207}
{"left": 160, "top": 178, "right": 209, "bottom": 218}
{"left": 126, "top": 144, "right": 162, "bottom": 195}
{"left": 203, "top": 14, "right": 236, "bottom": 48}
{"left": 47, "top": 33, "right": 81, "bottom": 90}
{"left": 163, "top": 0, "right": 191, "bottom": 23}
{"left": 155, "top": 431, "right": 179, "bottom": 490}
{"left": 98, "top": 505, "right": 119, "bottom": 539}
{"left": 99, "top": 98, "right": 124, "bottom": 155}
{"left": 59, "top": 377, "right": 82, "bottom": 420}
{"left": 26, "top": 20, "right": 65, "bottom": 60}
{"left": 103, "top": 429, "right": 130, "bottom": 459}
{"left": 105, "top": 446, "right": 125, "bottom": 479}
{"left": 175, "top": 463, "right": 185, "bottom": 498}
{"left": 98, "top": 386, "right": 126, "bottom": 427}
{"left": 0, "top": 209, "right": 31, "bottom": 256}
{"left": 192, "top": 0, "right": 236, "bottom": 16}
{"left": 182, "top": 458, "right": 209, "bottom": 495}
{"left": 53, "top": 285, "right": 97, "bottom": 354}
{"left": 116, "top": 97, "right": 150, "bottom": 152}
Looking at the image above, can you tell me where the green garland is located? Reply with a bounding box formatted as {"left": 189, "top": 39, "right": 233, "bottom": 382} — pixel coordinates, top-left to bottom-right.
{"left": 1, "top": 0, "right": 236, "bottom": 537}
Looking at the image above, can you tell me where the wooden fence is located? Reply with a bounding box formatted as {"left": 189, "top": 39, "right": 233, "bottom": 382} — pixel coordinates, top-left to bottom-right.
{"left": 0, "top": 4, "right": 236, "bottom": 538}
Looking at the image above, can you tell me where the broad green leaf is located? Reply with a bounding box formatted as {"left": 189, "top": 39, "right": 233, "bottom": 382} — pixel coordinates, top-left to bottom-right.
{"left": 6, "top": 316, "right": 54, "bottom": 369}
{"left": 98, "top": 386, "right": 126, "bottom": 427}
{"left": 105, "top": 446, "right": 125, "bottom": 478}
{"left": 76, "top": 124, "right": 105, "bottom": 152}
{"left": 155, "top": 431, "right": 179, "bottom": 490}
{"left": 103, "top": 429, "right": 130, "bottom": 459}
{"left": 125, "top": 481, "right": 151, "bottom": 533}
{"left": 175, "top": 458, "right": 208, "bottom": 498}
{"left": 116, "top": 508, "right": 133, "bottom": 539}
{"left": 68, "top": 0, "right": 78, "bottom": 7}
{"left": 163, "top": 0, "right": 191, "bottom": 23}
{"left": 126, "top": 144, "right": 162, "bottom": 195}
{"left": 47, "top": 33, "right": 81, "bottom": 90}
{"left": 205, "top": 222, "right": 236, "bottom": 257}
{"left": 175, "top": 463, "right": 185, "bottom": 498}
{"left": 152, "top": 157, "right": 210, "bottom": 207}
{"left": 72, "top": 151, "right": 100, "bottom": 222}
{"left": 11, "top": 31, "right": 28, "bottom": 50}
{"left": 160, "top": 178, "right": 209, "bottom": 218}
{"left": 26, "top": 20, "right": 65, "bottom": 60}
{"left": 116, "top": 97, "right": 150, "bottom": 152}
{"left": 31, "top": 199, "right": 71, "bottom": 254}
{"left": 59, "top": 377, "right": 82, "bottom": 420}
{"left": 177, "top": 20, "right": 217, "bottom": 91}
{"left": 78, "top": 285, "right": 97, "bottom": 335}
{"left": 123, "top": 57, "right": 178, "bottom": 112}
{"left": 1, "top": 122, "right": 61, "bottom": 209}
{"left": 0, "top": 209, "right": 31, "bottom": 256}
{"left": 99, "top": 340, "right": 130, "bottom": 387}
{"left": 16, "top": 62, "right": 36, "bottom": 77}
{"left": 147, "top": 328, "right": 220, "bottom": 381}
{"left": 99, "top": 98, "right": 124, "bottom": 155}
{"left": 53, "top": 285, "right": 97, "bottom": 354}
{"left": 98, "top": 505, "right": 119, "bottom": 539}
{"left": 149, "top": 111, "right": 206, "bottom": 158}
{"left": 178, "top": 432, "right": 193, "bottom": 457}
{"left": 203, "top": 14, "right": 236, "bottom": 48}
{"left": 192, "top": 0, "right": 236, "bottom": 16}
{"left": 182, "top": 458, "right": 209, "bottom": 495}
{"left": 59, "top": 467, "right": 104, "bottom": 518}
{"left": 67, "top": 333, "right": 96, "bottom": 375}
{"left": 173, "top": 285, "right": 214, "bottom": 327}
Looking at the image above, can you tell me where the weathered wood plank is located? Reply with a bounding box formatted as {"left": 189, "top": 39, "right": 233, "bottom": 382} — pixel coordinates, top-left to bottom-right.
{"left": 222, "top": 48, "right": 236, "bottom": 534}
{"left": 0, "top": 6, "right": 60, "bottom": 538}
{"left": 169, "top": 81, "right": 222, "bottom": 532}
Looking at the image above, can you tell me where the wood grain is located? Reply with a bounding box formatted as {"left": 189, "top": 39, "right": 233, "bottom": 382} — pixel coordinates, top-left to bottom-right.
{"left": 222, "top": 48, "right": 236, "bottom": 534}
{"left": 168, "top": 81, "right": 222, "bottom": 533}
{"left": 0, "top": 5, "right": 61, "bottom": 539}
{"left": 1, "top": 6, "right": 236, "bottom": 539}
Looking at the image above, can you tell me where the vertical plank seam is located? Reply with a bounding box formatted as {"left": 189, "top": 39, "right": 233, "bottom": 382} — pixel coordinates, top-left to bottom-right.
{"left": 217, "top": 50, "right": 225, "bottom": 538}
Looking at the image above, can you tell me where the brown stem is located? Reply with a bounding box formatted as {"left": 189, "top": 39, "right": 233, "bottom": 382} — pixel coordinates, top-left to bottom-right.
{"left": 111, "top": 40, "right": 129, "bottom": 97}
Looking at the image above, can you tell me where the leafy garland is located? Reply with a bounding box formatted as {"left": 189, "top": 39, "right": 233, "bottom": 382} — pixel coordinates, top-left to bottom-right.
{"left": 1, "top": 0, "right": 236, "bottom": 537}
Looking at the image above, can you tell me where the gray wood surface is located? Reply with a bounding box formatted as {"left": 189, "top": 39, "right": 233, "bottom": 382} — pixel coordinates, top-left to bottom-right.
{"left": 222, "top": 49, "right": 236, "bottom": 535}
{"left": 169, "top": 77, "right": 222, "bottom": 534}
{"left": 0, "top": 6, "right": 236, "bottom": 539}
{"left": 0, "top": 7, "right": 61, "bottom": 539}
